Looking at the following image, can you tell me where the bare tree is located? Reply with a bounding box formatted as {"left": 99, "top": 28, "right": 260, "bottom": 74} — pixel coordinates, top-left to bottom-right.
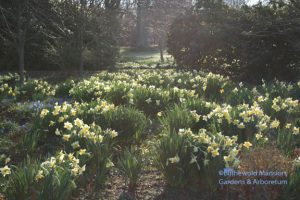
{"left": 150, "top": 0, "right": 193, "bottom": 61}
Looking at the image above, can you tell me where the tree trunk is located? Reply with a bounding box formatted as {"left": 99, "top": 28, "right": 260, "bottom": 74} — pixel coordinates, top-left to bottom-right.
{"left": 79, "top": 0, "right": 86, "bottom": 76}
{"left": 17, "top": 3, "right": 25, "bottom": 85}
{"left": 79, "top": 19, "right": 84, "bottom": 75}
{"left": 135, "top": 0, "right": 148, "bottom": 49}
{"left": 79, "top": 33, "right": 84, "bottom": 76}
{"left": 159, "top": 37, "right": 164, "bottom": 62}
{"left": 18, "top": 42, "right": 25, "bottom": 84}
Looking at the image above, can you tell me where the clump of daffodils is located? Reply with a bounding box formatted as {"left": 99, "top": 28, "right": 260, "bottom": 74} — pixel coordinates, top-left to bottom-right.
{"left": 177, "top": 128, "right": 243, "bottom": 168}
{"left": 40, "top": 151, "right": 86, "bottom": 179}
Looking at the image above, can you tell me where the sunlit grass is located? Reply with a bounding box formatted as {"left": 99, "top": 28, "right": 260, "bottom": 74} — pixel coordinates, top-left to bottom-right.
{"left": 117, "top": 46, "right": 174, "bottom": 68}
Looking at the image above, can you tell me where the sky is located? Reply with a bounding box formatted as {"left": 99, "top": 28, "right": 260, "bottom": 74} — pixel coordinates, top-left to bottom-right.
{"left": 247, "top": 0, "right": 261, "bottom": 5}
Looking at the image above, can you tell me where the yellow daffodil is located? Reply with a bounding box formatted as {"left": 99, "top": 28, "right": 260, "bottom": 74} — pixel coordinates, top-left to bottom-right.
{"left": 293, "top": 127, "right": 299, "bottom": 135}
{"left": 211, "top": 149, "right": 219, "bottom": 157}
{"left": 168, "top": 155, "right": 180, "bottom": 164}
{"left": 74, "top": 118, "right": 84, "bottom": 128}
{"left": 270, "top": 119, "right": 280, "bottom": 129}
{"left": 71, "top": 141, "right": 80, "bottom": 149}
{"left": 0, "top": 165, "right": 11, "bottom": 177}
{"left": 64, "top": 122, "right": 73, "bottom": 130}
{"left": 62, "top": 134, "right": 71, "bottom": 141}
{"left": 157, "top": 111, "right": 162, "bottom": 117}
{"left": 285, "top": 123, "right": 292, "bottom": 129}
{"left": 106, "top": 160, "right": 114, "bottom": 168}
{"left": 255, "top": 133, "right": 263, "bottom": 140}
{"left": 35, "top": 170, "right": 44, "bottom": 181}
{"left": 243, "top": 141, "right": 252, "bottom": 149}
{"left": 224, "top": 156, "right": 233, "bottom": 162}
{"left": 79, "top": 149, "right": 87, "bottom": 156}
{"left": 40, "top": 109, "right": 49, "bottom": 118}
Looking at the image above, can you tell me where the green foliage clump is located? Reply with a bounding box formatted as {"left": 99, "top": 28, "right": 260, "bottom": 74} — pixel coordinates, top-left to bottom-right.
{"left": 102, "top": 106, "right": 147, "bottom": 145}
{"left": 117, "top": 146, "right": 143, "bottom": 193}
{"left": 167, "top": 0, "right": 300, "bottom": 82}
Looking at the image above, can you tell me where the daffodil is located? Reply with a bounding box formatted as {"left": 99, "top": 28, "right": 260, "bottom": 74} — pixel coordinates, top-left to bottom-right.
{"left": 225, "top": 139, "right": 233, "bottom": 147}
{"left": 109, "top": 130, "right": 118, "bottom": 138}
{"left": 55, "top": 128, "right": 61, "bottom": 136}
{"left": 285, "top": 123, "right": 292, "bottom": 129}
{"left": 168, "top": 155, "right": 180, "bottom": 164}
{"left": 255, "top": 133, "right": 263, "bottom": 140}
{"left": 40, "top": 109, "right": 49, "bottom": 118}
{"left": 211, "top": 149, "right": 219, "bottom": 157}
{"left": 71, "top": 141, "right": 80, "bottom": 149}
{"left": 145, "top": 98, "right": 152, "bottom": 104}
{"left": 62, "top": 134, "right": 71, "bottom": 141}
{"left": 0, "top": 165, "right": 11, "bottom": 177}
{"left": 35, "top": 170, "right": 44, "bottom": 181}
{"left": 49, "top": 157, "right": 56, "bottom": 168}
{"left": 243, "top": 141, "right": 252, "bottom": 149}
{"left": 106, "top": 160, "right": 114, "bottom": 168}
{"left": 79, "top": 149, "right": 87, "bottom": 156}
{"left": 237, "top": 123, "right": 245, "bottom": 129}
{"left": 157, "top": 111, "right": 162, "bottom": 117}
{"left": 74, "top": 118, "right": 83, "bottom": 128}
{"left": 190, "top": 155, "right": 197, "bottom": 164}
{"left": 224, "top": 156, "right": 233, "bottom": 162}
{"left": 49, "top": 121, "right": 55, "bottom": 126}
{"left": 64, "top": 122, "right": 73, "bottom": 130}
{"left": 270, "top": 119, "right": 280, "bottom": 129}
{"left": 58, "top": 116, "right": 64, "bottom": 123}
{"left": 293, "top": 127, "right": 299, "bottom": 135}
{"left": 5, "top": 157, "right": 10, "bottom": 164}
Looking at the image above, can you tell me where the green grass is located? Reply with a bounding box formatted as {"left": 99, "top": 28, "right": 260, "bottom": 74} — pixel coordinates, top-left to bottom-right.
{"left": 117, "top": 46, "right": 174, "bottom": 68}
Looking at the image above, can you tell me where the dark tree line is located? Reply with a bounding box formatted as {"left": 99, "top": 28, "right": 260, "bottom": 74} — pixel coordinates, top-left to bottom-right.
{"left": 0, "top": 0, "right": 121, "bottom": 83}
{"left": 168, "top": 0, "right": 300, "bottom": 82}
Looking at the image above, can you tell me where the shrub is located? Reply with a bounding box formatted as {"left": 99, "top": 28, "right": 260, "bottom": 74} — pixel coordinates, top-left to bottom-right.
{"left": 167, "top": 1, "right": 300, "bottom": 82}
{"left": 102, "top": 106, "right": 147, "bottom": 145}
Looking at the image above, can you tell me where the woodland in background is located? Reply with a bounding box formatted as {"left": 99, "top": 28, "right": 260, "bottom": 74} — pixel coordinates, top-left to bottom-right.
{"left": 0, "top": 0, "right": 299, "bottom": 83}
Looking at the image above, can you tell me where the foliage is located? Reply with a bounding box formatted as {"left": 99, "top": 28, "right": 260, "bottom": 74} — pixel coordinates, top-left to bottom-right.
{"left": 283, "top": 158, "right": 300, "bottom": 200}
{"left": 0, "top": 0, "right": 120, "bottom": 71}
{"left": 4, "top": 159, "right": 39, "bottom": 200}
{"left": 117, "top": 146, "right": 143, "bottom": 192}
{"left": 167, "top": 0, "right": 300, "bottom": 82}
{"left": 160, "top": 105, "right": 195, "bottom": 134}
{"left": 102, "top": 106, "right": 147, "bottom": 145}
{"left": 155, "top": 131, "right": 193, "bottom": 188}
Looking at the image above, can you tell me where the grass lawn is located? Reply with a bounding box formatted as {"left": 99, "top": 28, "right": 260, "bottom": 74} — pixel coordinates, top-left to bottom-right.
{"left": 117, "top": 46, "right": 174, "bottom": 68}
